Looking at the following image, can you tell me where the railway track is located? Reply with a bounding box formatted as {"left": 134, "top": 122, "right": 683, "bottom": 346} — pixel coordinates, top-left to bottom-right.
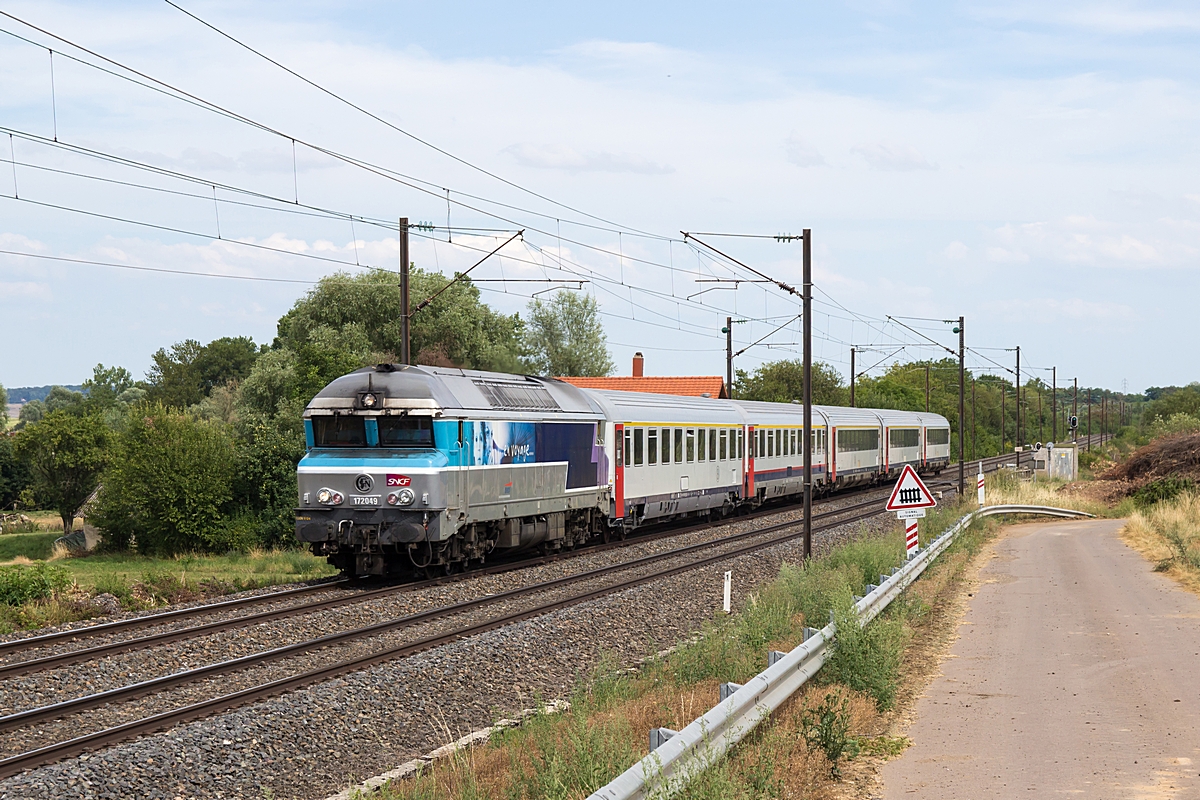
{"left": 0, "top": 437, "right": 1104, "bottom": 781}
{"left": 0, "top": 493, "right": 899, "bottom": 778}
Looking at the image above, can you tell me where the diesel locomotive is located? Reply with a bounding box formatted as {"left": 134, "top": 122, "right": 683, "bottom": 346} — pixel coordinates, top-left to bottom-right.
{"left": 294, "top": 364, "right": 951, "bottom": 576}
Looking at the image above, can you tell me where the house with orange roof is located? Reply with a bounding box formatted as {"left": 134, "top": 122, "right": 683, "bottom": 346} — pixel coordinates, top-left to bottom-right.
{"left": 557, "top": 352, "right": 729, "bottom": 399}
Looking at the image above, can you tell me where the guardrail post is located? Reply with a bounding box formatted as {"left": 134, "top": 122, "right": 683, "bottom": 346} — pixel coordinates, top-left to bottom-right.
{"left": 649, "top": 727, "right": 678, "bottom": 752}
{"left": 767, "top": 650, "right": 786, "bottom": 667}
{"left": 719, "top": 682, "right": 743, "bottom": 702}
{"left": 865, "top": 583, "right": 878, "bottom": 593}
{"left": 802, "top": 626, "right": 819, "bottom": 642}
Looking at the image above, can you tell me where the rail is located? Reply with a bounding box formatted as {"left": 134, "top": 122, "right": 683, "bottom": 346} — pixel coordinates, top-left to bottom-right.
{"left": 587, "top": 502, "right": 1096, "bottom": 800}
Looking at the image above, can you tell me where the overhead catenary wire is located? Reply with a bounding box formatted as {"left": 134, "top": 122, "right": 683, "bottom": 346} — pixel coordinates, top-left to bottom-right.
{"left": 160, "top": 0, "right": 668, "bottom": 242}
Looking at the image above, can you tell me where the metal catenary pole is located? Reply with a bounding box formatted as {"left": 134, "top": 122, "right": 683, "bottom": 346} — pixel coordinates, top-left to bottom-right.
{"left": 399, "top": 217, "right": 411, "bottom": 365}
{"left": 1073, "top": 377, "right": 1078, "bottom": 442}
{"left": 1052, "top": 366, "right": 1057, "bottom": 442}
{"left": 1015, "top": 345, "right": 1021, "bottom": 461}
{"left": 925, "top": 364, "right": 930, "bottom": 413}
{"left": 1001, "top": 383, "right": 1006, "bottom": 456}
{"left": 725, "top": 316, "right": 733, "bottom": 399}
{"left": 1087, "top": 389, "right": 1092, "bottom": 451}
{"left": 971, "top": 378, "right": 977, "bottom": 460}
{"left": 802, "top": 229, "right": 813, "bottom": 560}
{"left": 958, "top": 316, "right": 965, "bottom": 497}
{"left": 849, "top": 347, "right": 856, "bottom": 408}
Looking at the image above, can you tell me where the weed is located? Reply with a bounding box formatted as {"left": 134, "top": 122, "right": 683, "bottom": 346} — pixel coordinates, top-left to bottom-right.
{"left": 800, "top": 689, "right": 859, "bottom": 778}
{"left": 822, "top": 589, "right": 906, "bottom": 712}
{"left": 856, "top": 734, "right": 911, "bottom": 758}
{"left": 0, "top": 562, "right": 72, "bottom": 606}
{"left": 1131, "top": 476, "right": 1196, "bottom": 508}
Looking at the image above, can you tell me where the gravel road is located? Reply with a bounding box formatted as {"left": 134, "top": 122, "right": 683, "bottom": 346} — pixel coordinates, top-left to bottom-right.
{"left": 880, "top": 518, "right": 1200, "bottom": 799}
{"left": 0, "top": 496, "right": 900, "bottom": 800}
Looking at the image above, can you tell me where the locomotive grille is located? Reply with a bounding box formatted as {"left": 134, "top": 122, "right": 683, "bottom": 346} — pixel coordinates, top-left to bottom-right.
{"left": 473, "top": 380, "right": 561, "bottom": 411}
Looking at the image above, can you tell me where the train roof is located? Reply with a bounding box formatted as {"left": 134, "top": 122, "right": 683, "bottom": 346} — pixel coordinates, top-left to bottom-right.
{"left": 305, "top": 364, "right": 601, "bottom": 417}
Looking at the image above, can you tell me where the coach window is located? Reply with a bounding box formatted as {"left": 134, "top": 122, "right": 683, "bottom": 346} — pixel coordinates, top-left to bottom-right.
{"left": 709, "top": 429, "right": 717, "bottom": 460}
{"left": 675, "top": 428, "right": 684, "bottom": 463}
{"left": 633, "top": 427, "right": 644, "bottom": 466}
{"left": 622, "top": 428, "right": 630, "bottom": 467}
{"left": 661, "top": 428, "right": 671, "bottom": 464}
{"left": 698, "top": 429, "right": 706, "bottom": 462}
{"left": 719, "top": 429, "right": 728, "bottom": 460}
{"left": 737, "top": 429, "right": 743, "bottom": 459}
{"left": 647, "top": 428, "right": 658, "bottom": 465}
{"left": 686, "top": 429, "right": 696, "bottom": 462}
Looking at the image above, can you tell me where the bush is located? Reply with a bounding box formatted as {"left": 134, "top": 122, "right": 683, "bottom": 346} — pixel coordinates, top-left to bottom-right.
{"left": 801, "top": 690, "right": 859, "bottom": 778}
{"left": 0, "top": 562, "right": 72, "bottom": 606}
{"left": 822, "top": 589, "right": 907, "bottom": 711}
{"left": 92, "top": 405, "right": 237, "bottom": 555}
{"left": 1132, "top": 476, "right": 1196, "bottom": 508}
{"left": 231, "top": 418, "right": 305, "bottom": 549}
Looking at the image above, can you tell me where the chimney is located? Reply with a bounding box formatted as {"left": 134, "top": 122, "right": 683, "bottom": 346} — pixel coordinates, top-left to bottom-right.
{"left": 632, "top": 352, "right": 645, "bottom": 378}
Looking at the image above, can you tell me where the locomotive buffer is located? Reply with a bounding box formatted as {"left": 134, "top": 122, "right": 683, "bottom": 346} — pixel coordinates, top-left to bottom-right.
{"left": 885, "top": 464, "right": 937, "bottom": 557}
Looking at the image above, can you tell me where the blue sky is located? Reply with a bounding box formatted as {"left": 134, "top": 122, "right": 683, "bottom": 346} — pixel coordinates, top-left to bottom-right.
{"left": 2, "top": 1, "right": 1198, "bottom": 392}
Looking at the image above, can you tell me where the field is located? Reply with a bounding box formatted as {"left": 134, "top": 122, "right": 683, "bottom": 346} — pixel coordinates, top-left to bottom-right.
{"left": 0, "top": 511, "right": 337, "bottom": 632}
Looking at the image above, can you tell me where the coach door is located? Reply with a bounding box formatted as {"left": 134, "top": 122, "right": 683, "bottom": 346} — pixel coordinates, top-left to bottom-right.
{"left": 614, "top": 423, "right": 625, "bottom": 520}
{"left": 744, "top": 425, "right": 755, "bottom": 498}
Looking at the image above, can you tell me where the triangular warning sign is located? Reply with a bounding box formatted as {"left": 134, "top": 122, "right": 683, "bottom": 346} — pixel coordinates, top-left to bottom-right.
{"left": 885, "top": 464, "right": 938, "bottom": 511}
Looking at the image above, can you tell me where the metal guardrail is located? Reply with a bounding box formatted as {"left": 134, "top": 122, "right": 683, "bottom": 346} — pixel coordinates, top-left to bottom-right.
{"left": 587, "top": 503, "right": 1096, "bottom": 800}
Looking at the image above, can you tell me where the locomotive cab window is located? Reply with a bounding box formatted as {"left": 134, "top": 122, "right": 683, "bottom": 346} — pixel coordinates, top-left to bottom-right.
{"left": 377, "top": 416, "right": 434, "bottom": 447}
{"left": 312, "top": 416, "right": 368, "bottom": 447}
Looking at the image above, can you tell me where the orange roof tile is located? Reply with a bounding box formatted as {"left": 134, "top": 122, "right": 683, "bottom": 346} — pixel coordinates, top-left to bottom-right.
{"left": 557, "top": 376, "right": 728, "bottom": 399}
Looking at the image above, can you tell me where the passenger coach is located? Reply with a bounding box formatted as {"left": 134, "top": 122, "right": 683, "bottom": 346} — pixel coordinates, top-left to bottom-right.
{"left": 294, "top": 364, "right": 952, "bottom": 576}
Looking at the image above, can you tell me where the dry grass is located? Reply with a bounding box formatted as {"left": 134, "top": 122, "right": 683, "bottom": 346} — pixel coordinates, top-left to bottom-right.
{"left": 983, "top": 472, "right": 1113, "bottom": 517}
{"left": 1120, "top": 492, "right": 1200, "bottom": 598}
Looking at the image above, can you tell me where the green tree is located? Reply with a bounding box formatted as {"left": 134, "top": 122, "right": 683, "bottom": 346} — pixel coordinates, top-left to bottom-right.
{"left": 734, "top": 360, "right": 847, "bottom": 405}
{"left": 521, "top": 291, "right": 613, "bottom": 377}
{"left": 145, "top": 337, "right": 260, "bottom": 408}
{"left": 13, "top": 411, "right": 110, "bottom": 534}
{"left": 0, "top": 435, "right": 31, "bottom": 511}
{"left": 276, "top": 269, "right": 523, "bottom": 373}
{"left": 92, "top": 405, "right": 236, "bottom": 555}
{"left": 44, "top": 386, "right": 85, "bottom": 414}
{"left": 0, "top": 382, "right": 7, "bottom": 430}
{"left": 16, "top": 400, "right": 45, "bottom": 429}
{"left": 82, "top": 364, "right": 134, "bottom": 410}
{"left": 231, "top": 418, "right": 305, "bottom": 548}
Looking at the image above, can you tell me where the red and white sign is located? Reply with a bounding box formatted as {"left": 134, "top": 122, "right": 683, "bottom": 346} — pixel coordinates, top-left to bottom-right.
{"left": 885, "top": 464, "right": 938, "bottom": 512}
{"left": 905, "top": 518, "right": 920, "bottom": 556}
{"left": 386, "top": 474, "right": 411, "bottom": 487}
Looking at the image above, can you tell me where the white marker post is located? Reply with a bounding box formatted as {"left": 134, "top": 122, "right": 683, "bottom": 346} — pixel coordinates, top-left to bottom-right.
{"left": 723, "top": 570, "right": 732, "bottom": 614}
{"left": 886, "top": 464, "right": 938, "bottom": 559}
{"left": 977, "top": 461, "right": 986, "bottom": 507}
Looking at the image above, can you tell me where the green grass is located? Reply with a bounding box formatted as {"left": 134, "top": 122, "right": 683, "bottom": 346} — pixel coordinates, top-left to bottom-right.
{"left": 0, "top": 532, "right": 59, "bottom": 561}
{"left": 55, "top": 548, "right": 337, "bottom": 596}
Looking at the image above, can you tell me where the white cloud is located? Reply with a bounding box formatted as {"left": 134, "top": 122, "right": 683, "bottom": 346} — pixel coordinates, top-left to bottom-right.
{"left": 851, "top": 142, "right": 937, "bottom": 171}
{"left": 502, "top": 143, "right": 674, "bottom": 175}
{"left": 0, "top": 281, "right": 51, "bottom": 301}
{"left": 785, "top": 135, "right": 828, "bottom": 167}
{"left": 986, "top": 216, "right": 1175, "bottom": 267}
{"left": 943, "top": 241, "right": 969, "bottom": 260}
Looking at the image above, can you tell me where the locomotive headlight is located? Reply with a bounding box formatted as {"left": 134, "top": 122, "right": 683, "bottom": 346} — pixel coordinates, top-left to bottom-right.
{"left": 397, "top": 488, "right": 416, "bottom": 506}
{"left": 316, "top": 488, "right": 343, "bottom": 506}
{"left": 359, "top": 392, "right": 378, "bottom": 408}
{"left": 386, "top": 492, "right": 400, "bottom": 506}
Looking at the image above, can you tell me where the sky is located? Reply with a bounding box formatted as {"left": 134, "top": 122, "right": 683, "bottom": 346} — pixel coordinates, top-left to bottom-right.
{"left": 1, "top": 1, "right": 1198, "bottom": 393}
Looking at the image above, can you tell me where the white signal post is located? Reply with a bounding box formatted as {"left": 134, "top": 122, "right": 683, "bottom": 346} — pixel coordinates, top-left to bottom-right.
{"left": 977, "top": 461, "right": 985, "bottom": 507}
{"left": 885, "top": 464, "right": 938, "bottom": 558}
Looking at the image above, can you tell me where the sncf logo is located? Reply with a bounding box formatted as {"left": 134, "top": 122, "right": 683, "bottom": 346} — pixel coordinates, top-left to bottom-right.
{"left": 386, "top": 475, "right": 411, "bottom": 487}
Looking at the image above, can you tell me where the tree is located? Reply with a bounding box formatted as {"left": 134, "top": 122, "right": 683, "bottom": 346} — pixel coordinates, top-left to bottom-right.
{"left": 82, "top": 364, "right": 134, "bottom": 409}
{"left": 0, "top": 382, "right": 7, "bottom": 430}
{"left": 275, "top": 269, "right": 523, "bottom": 374}
{"left": 44, "top": 386, "right": 85, "bottom": 414}
{"left": 145, "top": 337, "right": 260, "bottom": 408}
{"left": 521, "top": 291, "right": 613, "bottom": 377}
{"left": 16, "top": 400, "right": 45, "bottom": 429}
{"left": 13, "top": 411, "right": 110, "bottom": 534}
{"left": 0, "top": 435, "right": 31, "bottom": 511}
{"left": 92, "top": 405, "right": 236, "bottom": 555}
{"left": 735, "top": 360, "right": 847, "bottom": 405}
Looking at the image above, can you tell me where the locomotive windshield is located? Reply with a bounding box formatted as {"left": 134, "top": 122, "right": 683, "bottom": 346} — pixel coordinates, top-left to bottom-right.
{"left": 379, "top": 416, "right": 434, "bottom": 447}
{"left": 312, "top": 416, "right": 367, "bottom": 447}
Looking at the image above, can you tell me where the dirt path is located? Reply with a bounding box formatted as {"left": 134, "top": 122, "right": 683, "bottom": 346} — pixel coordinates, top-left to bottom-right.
{"left": 880, "top": 519, "right": 1200, "bottom": 799}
